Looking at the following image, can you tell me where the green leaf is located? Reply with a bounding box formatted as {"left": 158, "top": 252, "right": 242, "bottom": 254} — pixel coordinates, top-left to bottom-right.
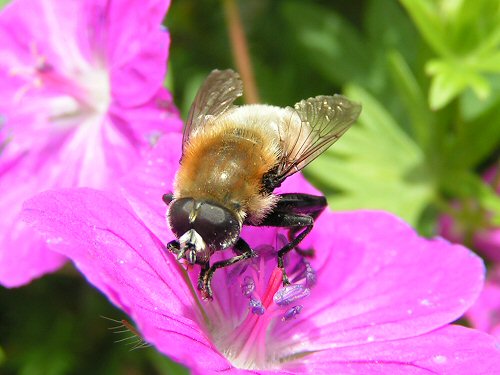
{"left": 281, "top": 1, "right": 369, "bottom": 86}
{"left": 150, "top": 350, "right": 189, "bottom": 375}
{"left": 426, "top": 59, "right": 490, "bottom": 109}
{"left": 446, "top": 102, "right": 500, "bottom": 170}
{"left": 0, "top": 0, "right": 9, "bottom": 8}
{"left": 473, "top": 50, "right": 500, "bottom": 73}
{"left": 306, "top": 85, "right": 434, "bottom": 225}
{"left": 401, "top": 0, "right": 500, "bottom": 58}
{"left": 387, "top": 50, "right": 434, "bottom": 148}
{"left": 460, "top": 74, "right": 500, "bottom": 120}
{"left": 449, "top": 0, "right": 500, "bottom": 54}
{"left": 399, "top": 0, "right": 451, "bottom": 57}
{"left": 484, "top": 191, "right": 500, "bottom": 226}
{"left": 402, "top": 0, "right": 500, "bottom": 108}
{"left": 366, "top": 0, "right": 421, "bottom": 67}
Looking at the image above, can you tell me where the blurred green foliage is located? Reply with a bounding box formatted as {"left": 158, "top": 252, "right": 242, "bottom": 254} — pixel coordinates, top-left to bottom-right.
{"left": 2, "top": 0, "right": 500, "bottom": 374}
{"left": 167, "top": 0, "right": 500, "bottom": 232}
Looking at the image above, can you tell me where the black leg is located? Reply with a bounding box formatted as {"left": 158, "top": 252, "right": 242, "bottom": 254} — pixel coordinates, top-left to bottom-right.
{"left": 167, "top": 240, "right": 181, "bottom": 256}
{"left": 201, "top": 238, "right": 255, "bottom": 300}
{"left": 197, "top": 262, "right": 209, "bottom": 291}
{"left": 168, "top": 241, "right": 211, "bottom": 297}
{"left": 162, "top": 193, "right": 174, "bottom": 205}
{"left": 270, "top": 193, "right": 326, "bottom": 218}
{"left": 283, "top": 194, "right": 326, "bottom": 257}
{"left": 250, "top": 193, "right": 326, "bottom": 284}
{"left": 264, "top": 213, "right": 313, "bottom": 284}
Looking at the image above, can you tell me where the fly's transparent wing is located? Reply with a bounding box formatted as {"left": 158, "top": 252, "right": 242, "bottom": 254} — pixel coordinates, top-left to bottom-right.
{"left": 274, "top": 95, "right": 361, "bottom": 186}
{"left": 183, "top": 69, "right": 243, "bottom": 153}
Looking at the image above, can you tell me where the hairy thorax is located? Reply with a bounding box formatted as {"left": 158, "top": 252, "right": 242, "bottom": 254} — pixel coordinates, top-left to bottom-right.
{"left": 174, "top": 119, "right": 280, "bottom": 224}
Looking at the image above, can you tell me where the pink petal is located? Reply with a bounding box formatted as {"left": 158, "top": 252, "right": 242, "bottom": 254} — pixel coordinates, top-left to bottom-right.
{"left": 285, "top": 325, "right": 500, "bottom": 374}
{"left": 0, "top": 0, "right": 180, "bottom": 286}
{"left": 114, "top": 88, "right": 183, "bottom": 139}
{"left": 22, "top": 188, "right": 229, "bottom": 369}
{"left": 0, "top": 0, "right": 89, "bottom": 71}
{"left": 0, "top": 140, "right": 78, "bottom": 286}
{"left": 110, "top": 29, "right": 170, "bottom": 107}
{"left": 105, "top": 0, "right": 171, "bottom": 107}
{"left": 474, "top": 228, "right": 500, "bottom": 263}
{"left": 23, "top": 189, "right": 497, "bottom": 373}
{"left": 22, "top": 188, "right": 189, "bottom": 310}
{"left": 105, "top": 0, "right": 170, "bottom": 65}
{"left": 120, "top": 133, "right": 183, "bottom": 241}
{"left": 466, "top": 278, "right": 500, "bottom": 337}
{"left": 274, "top": 210, "right": 485, "bottom": 350}
{"left": 20, "top": 187, "right": 306, "bottom": 373}
{"left": 0, "top": 219, "right": 66, "bottom": 287}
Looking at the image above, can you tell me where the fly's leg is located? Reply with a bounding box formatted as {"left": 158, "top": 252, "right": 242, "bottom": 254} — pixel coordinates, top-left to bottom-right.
{"left": 166, "top": 240, "right": 181, "bottom": 256}
{"left": 167, "top": 240, "right": 210, "bottom": 295}
{"left": 200, "top": 238, "right": 255, "bottom": 300}
{"left": 252, "top": 193, "right": 327, "bottom": 285}
{"left": 262, "top": 213, "right": 314, "bottom": 285}
{"left": 198, "top": 263, "right": 209, "bottom": 291}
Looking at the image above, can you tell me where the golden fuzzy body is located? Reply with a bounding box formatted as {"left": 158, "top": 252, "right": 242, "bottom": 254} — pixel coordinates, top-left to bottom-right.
{"left": 173, "top": 105, "right": 296, "bottom": 224}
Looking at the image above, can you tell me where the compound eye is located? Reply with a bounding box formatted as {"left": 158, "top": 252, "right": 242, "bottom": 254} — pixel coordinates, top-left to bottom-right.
{"left": 194, "top": 202, "right": 241, "bottom": 249}
{"left": 167, "top": 198, "right": 194, "bottom": 237}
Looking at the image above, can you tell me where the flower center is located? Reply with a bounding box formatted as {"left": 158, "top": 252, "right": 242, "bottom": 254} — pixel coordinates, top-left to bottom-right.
{"left": 9, "top": 42, "right": 111, "bottom": 121}
{"left": 78, "top": 66, "right": 111, "bottom": 114}
{"left": 202, "top": 244, "right": 316, "bottom": 370}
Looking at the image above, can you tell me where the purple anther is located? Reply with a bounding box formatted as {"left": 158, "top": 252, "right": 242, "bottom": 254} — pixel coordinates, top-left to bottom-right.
{"left": 241, "top": 276, "right": 255, "bottom": 297}
{"left": 249, "top": 298, "right": 265, "bottom": 315}
{"left": 282, "top": 305, "right": 303, "bottom": 321}
{"left": 273, "top": 284, "right": 310, "bottom": 306}
{"left": 304, "top": 263, "right": 317, "bottom": 288}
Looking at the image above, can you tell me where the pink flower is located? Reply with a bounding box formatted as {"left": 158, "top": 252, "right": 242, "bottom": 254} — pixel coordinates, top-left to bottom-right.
{"left": 439, "top": 165, "right": 500, "bottom": 262}
{"left": 466, "top": 266, "right": 500, "bottom": 339}
{"left": 0, "top": 0, "right": 182, "bottom": 287}
{"left": 22, "top": 134, "right": 500, "bottom": 373}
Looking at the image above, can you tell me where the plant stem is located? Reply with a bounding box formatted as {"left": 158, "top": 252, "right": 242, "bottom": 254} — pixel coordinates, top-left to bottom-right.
{"left": 223, "top": 0, "right": 260, "bottom": 104}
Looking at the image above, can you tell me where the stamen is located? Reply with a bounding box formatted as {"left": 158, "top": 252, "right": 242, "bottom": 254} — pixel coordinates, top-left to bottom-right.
{"left": 249, "top": 298, "right": 265, "bottom": 316}
{"left": 282, "top": 305, "right": 303, "bottom": 321}
{"left": 241, "top": 276, "right": 255, "bottom": 297}
{"left": 290, "top": 259, "right": 316, "bottom": 286}
{"left": 304, "top": 262, "right": 317, "bottom": 288}
{"left": 208, "top": 249, "right": 319, "bottom": 369}
{"left": 273, "top": 284, "right": 310, "bottom": 307}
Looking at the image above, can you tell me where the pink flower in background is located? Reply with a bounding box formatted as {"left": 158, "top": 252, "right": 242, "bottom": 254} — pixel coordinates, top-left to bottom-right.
{"left": 466, "top": 265, "right": 500, "bottom": 339}
{"left": 0, "top": 0, "right": 182, "bottom": 287}
{"left": 439, "top": 164, "right": 500, "bottom": 262}
{"left": 21, "top": 134, "right": 500, "bottom": 373}
{"left": 438, "top": 165, "right": 500, "bottom": 340}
